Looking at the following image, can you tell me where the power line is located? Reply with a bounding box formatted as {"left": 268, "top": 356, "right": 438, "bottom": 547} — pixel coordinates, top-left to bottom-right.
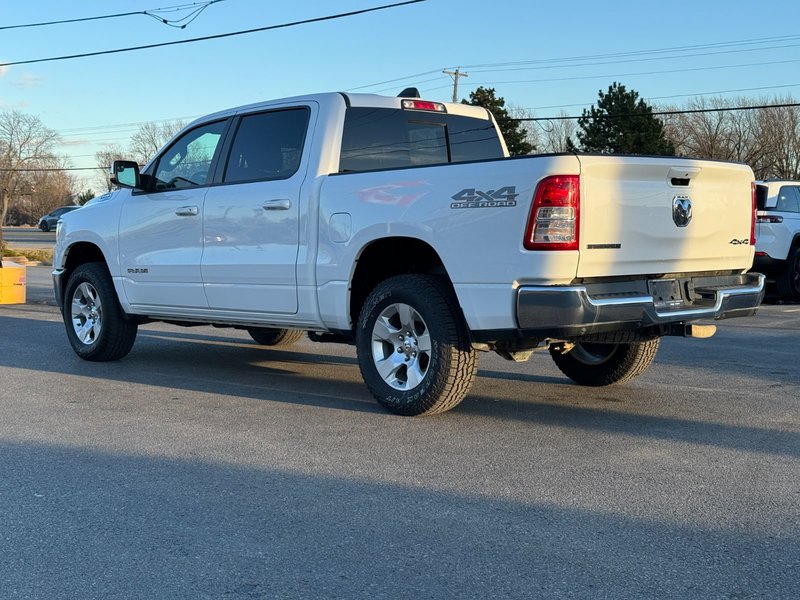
{"left": 419, "top": 57, "right": 800, "bottom": 94}
{"left": 0, "top": 1, "right": 224, "bottom": 31}
{"left": 347, "top": 69, "right": 443, "bottom": 92}
{"left": 464, "top": 42, "right": 800, "bottom": 75}
{"left": 348, "top": 32, "right": 800, "bottom": 94}
{"left": 503, "top": 102, "right": 800, "bottom": 122}
{"left": 0, "top": 0, "right": 426, "bottom": 67}
{"left": 524, "top": 83, "right": 800, "bottom": 113}
{"left": 460, "top": 33, "right": 800, "bottom": 70}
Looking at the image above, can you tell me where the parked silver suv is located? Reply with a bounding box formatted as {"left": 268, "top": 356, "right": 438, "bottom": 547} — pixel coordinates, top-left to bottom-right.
{"left": 753, "top": 180, "right": 800, "bottom": 300}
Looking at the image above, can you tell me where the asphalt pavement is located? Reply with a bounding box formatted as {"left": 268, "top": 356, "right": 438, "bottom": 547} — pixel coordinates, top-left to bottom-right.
{"left": 1, "top": 226, "right": 55, "bottom": 250}
{"left": 0, "top": 267, "right": 798, "bottom": 599}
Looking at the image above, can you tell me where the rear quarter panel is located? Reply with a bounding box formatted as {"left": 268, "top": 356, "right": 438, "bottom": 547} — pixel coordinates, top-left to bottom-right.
{"left": 317, "top": 155, "right": 581, "bottom": 331}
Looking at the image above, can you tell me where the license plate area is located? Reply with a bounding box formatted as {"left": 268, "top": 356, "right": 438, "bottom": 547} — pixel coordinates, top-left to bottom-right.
{"left": 648, "top": 279, "right": 684, "bottom": 307}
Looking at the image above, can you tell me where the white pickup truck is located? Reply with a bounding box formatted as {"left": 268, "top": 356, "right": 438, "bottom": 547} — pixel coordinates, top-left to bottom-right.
{"left": 53, "top": 90, "right": 764, "bottom": 415}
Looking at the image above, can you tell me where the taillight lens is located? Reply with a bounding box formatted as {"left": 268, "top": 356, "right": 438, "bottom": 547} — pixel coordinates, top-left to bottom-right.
{"left": 524, "top": 175, "right": 580, "bottom": 250}
{"left": 401, "top": 99, "right": 446, "bottom": 112}
{"left": 750, "top": 182, "right": 757, "bottom": 245}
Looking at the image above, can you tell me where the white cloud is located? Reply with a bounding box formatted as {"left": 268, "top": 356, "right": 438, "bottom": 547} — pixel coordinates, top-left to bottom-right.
{"left": 15, "top": 73, "right": 44, "bottom": 88}
{"left": 60, "top": 139, "right": 90, "bottom": 147}
{"left": 0, "top": 64, "right": 8, "bottom": 78}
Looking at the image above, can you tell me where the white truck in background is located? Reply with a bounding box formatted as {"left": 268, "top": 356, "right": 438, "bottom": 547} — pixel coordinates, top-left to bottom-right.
{"left": 53, "top": 90, "right": 764, "bottom": 416}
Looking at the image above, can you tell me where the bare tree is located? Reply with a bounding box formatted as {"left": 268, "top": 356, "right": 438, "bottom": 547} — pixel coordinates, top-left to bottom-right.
{"left": 537, "top": 111, "right": 578, "bottom": 153}
{"left": 506, "top": 104, "right": 539, "bottom": 153}
{"left": 757, "top": 99, "right": 800, "bottom": 180}
{"left": 663, "top": 95, "right": 800, "bottom": 180}
{"left": 129, "top": 120, "right": 186, "bottom": 166}
{"left": 0, "top": 110, "right": 60, "bottom": 226}
{"left": 663, "top": 97, "right": 730, "bottom": 160}
{"left": 94, "top": 144, "right": 127, "bottom": 192}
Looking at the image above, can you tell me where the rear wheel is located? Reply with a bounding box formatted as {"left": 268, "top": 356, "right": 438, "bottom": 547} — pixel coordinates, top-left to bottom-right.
{"left": 356, "top": 275, "right": 477, "bottom": 416}
{"left": 247, "top": 327, "right": 304, "bottom": 346}
{"left": 63, "top": 263, "right": 137, "bottom": 361}
{"left": 775, "top": 247, "right": 800, "bottom": 300}
{"left": 549, "top": 339, "right": 660, "bottom": 386}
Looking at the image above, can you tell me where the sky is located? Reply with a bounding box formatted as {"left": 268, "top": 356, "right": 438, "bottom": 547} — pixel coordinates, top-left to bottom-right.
{"left": 1, "top": 0, "right": 799, "bottom": 189}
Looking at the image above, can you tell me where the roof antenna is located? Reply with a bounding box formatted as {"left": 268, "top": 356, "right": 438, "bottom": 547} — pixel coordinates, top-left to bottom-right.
{"left": 397, "top": 87, "right": 420, "bottom": 98}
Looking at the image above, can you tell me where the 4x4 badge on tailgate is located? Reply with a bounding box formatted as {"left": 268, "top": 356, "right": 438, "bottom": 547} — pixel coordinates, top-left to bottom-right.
{"left": 672, "top": 195, "right": 692, "bottom": 227}
{"left": 451, "top": 186, "right": 518, "bottom": 209}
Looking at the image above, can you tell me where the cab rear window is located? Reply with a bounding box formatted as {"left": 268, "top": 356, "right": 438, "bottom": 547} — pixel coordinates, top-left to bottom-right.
{"left": 339, "top": 107, "right": 503, "bottom": 173}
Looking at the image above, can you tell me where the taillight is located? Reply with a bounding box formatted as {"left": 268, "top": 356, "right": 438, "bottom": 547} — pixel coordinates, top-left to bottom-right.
{"left": 750, "top": 182, "right": 757, "bottom": 245}
{"left": 757, "top": 215, "right": 783, "bottom": 224}
{"left": 401, "top": 99, "right": 446, "bottom": 113}
{"left": 524, "top": 175, "right": 580, "bottom": 250}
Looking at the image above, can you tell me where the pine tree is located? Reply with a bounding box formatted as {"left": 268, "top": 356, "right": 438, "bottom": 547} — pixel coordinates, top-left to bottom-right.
{"left": 577, "top": 82, "right": 674, "bottom": 155}
{"left": 463, "top": 87, "right": 534, "bottom": 156}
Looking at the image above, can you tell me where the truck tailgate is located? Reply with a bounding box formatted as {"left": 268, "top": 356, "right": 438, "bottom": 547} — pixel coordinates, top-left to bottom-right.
{"left": 576, "top": 155, "right": 754, "bottom": 278}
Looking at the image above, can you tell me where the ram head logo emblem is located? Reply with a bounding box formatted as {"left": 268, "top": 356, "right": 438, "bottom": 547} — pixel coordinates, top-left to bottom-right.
{"left": 672, "top": 195, "right": 692, "bottom": 227}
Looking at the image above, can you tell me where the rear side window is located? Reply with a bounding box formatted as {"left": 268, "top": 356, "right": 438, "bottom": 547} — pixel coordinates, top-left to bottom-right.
{"left": 224, "top": 108, "right": 309, "bottom": 183}
{"left": 339, "top": 108, "right": 503, "bottom": 173}
{"left": 776, "top": 186, "right": 800, "bottom": 213}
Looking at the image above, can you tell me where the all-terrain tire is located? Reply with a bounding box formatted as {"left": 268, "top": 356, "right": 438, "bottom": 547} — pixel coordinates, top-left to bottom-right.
{"left": 247, "top": 327, "right": 305, "bottom": 346}
{"left": 356, "top": 274, "right": 477, "bottom": 416}
{"left": 549, "top": 338, "right": 660, "bottom": 387}
{"left": 775, "top": 246, "right": 800, "bottom": 301}
{"left": 63, "top": 262, "right": 138, "bottom": 361}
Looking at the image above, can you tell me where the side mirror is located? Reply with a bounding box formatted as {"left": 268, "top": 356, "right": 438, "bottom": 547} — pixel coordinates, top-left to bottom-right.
{"left": 110, "top": 160, "right": 142, "bottom": 190}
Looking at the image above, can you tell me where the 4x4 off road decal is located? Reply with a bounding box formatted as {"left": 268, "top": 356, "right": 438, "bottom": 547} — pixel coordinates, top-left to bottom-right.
{"left": 450, "top": 186, "right": 518, "bottom": 209}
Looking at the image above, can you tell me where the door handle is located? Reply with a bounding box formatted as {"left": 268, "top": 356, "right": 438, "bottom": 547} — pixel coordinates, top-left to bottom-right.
{"left": 262, "top": 199, "right": 291, "bottom": 211}
{"left": 175, "top": 206, "right": 199, "bottom": 216}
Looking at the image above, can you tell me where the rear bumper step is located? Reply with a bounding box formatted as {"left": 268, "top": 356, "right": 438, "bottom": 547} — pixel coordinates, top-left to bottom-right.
{"left": 516, "top": 272, "right": 765, "bottom": 335}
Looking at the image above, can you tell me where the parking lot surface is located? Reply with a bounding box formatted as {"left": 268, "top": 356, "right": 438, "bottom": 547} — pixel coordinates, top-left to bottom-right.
{"left": 1, "top": 267, "right": 798, "bottom": 599}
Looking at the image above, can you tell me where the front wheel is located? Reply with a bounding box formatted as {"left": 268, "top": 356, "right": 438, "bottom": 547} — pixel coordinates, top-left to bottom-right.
{"left": 63, "top": 263, "right": 138, "bottom": 361}
{"left": 356, "top": 275, "right": 477, "bottom": 416}
{"left": 549, "top": 339, "right": 660, "bottom": 386}
{"left": 40, "top": 222, "right": 49, "bottom": 232}
{"left": 775, "top": 247, "right": 800, "bottom": 301}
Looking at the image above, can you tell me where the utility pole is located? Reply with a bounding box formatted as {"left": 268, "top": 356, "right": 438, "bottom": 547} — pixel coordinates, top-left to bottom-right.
{"left": 442, "top": 68, "right": 468, "bottom": 103}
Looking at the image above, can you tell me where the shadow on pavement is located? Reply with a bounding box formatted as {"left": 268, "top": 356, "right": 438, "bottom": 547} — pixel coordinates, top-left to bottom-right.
{"left": 0, "top": 439, "right": 797, "bottom": 599}
{"left": 1, "top": 314, "right": 798, "bottom": 459}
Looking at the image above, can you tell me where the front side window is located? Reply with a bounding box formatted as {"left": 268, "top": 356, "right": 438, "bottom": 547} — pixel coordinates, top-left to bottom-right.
{"left": 153, "top": 120, "right": 226, "bottom": 191}
{"left": 223, "top": 108, "right": 309, "bottom": 184}
{"left": 776, "top": 186, "right": 800, "bottom": 213}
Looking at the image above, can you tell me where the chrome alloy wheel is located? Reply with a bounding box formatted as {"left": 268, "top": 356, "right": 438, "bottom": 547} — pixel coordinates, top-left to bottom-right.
{"left": 70, "top": 282, "right": 103, "bottom": 345}
{"left": 371, "top": 302, "right": 432, "bottom": 391}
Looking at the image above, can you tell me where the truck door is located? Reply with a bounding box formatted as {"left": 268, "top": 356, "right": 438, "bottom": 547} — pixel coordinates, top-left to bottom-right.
{"left": 118, "top": 120, "right": 228, "bottom": 312}
{"left": 201, "top": 106, "right": 311, "bottom": 315}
